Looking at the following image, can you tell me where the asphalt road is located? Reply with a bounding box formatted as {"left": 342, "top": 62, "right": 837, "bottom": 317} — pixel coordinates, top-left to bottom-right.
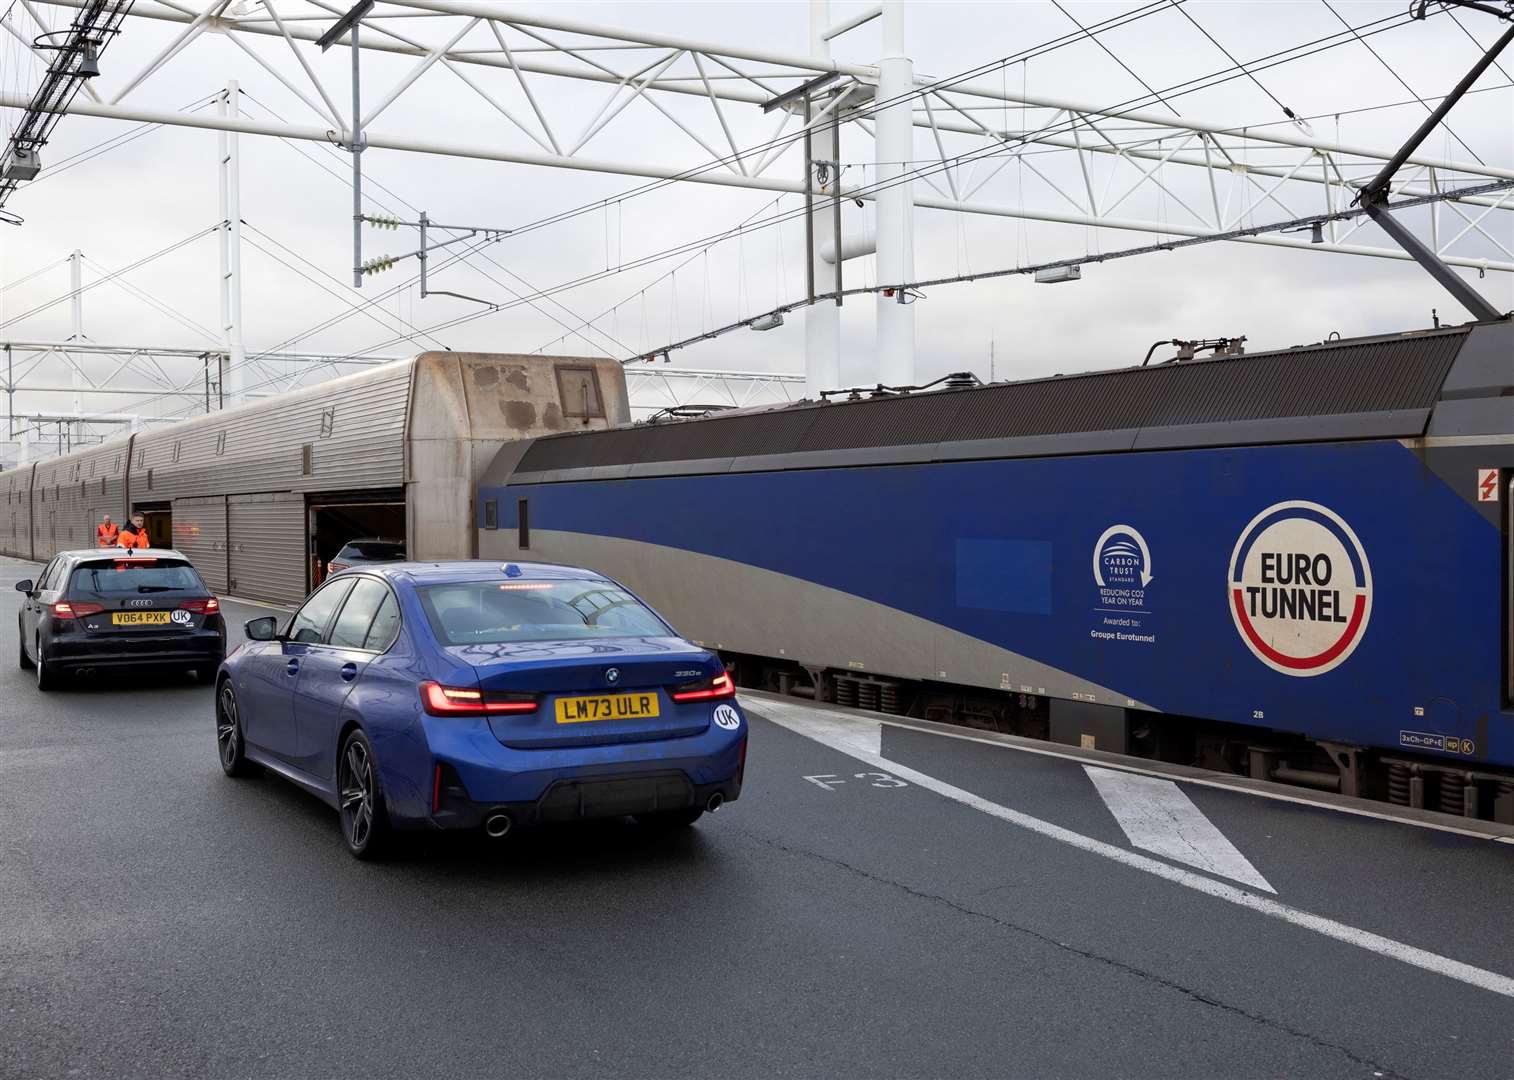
{"left": 3, "top": 554, "right": 1513, "bottom": 1079}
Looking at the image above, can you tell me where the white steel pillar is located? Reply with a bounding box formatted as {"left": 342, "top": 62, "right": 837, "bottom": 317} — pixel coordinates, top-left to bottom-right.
{"left": 68, "top": 249, "right": 85, "bottom": 414}
{"left": 804, "top": 0, "right": 840, "bottom": 399}
{"left": 874, "top": 0, "right": 915, "bottom": 387}
{"left": 217, "top": 79, "right": 246, "bottom": 407}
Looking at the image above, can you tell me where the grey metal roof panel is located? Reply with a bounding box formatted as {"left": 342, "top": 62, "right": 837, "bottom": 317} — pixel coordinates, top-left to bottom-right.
{"left": 502, "top": 324, "right": 1477, "bottom": 482}
{"left": 1131, "top": 410, "right": 1435, "bottom": 450}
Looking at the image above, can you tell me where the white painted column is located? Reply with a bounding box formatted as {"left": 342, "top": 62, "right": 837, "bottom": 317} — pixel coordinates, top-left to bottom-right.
{"left": 804, "top": 0, "right": 840, "bottom": 399}
{"left": 68, "top": 249, "right": 84, "bottom": 415}
{"left": 874, "top": 0, "right": 914, "bottom": 387}
{"left": 217, "top": 80, "right": 246, "bottom": 407}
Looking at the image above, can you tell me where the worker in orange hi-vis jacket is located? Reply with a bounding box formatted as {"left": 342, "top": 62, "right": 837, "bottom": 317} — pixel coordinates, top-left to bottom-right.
{"left": 117, "top": 512, "right": 151, "bottom": 549}
{"left": 95, "top": 514, "right": 120, "bottom": 547}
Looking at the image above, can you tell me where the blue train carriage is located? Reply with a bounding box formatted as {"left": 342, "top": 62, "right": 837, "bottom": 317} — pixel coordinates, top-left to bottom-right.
{"left": 478, "top": 318, "right": 1514, "bottom": 821}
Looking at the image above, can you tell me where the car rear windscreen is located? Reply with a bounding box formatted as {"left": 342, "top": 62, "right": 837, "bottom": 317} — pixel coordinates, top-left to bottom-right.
{"left": 417, "top": 580, "right": 671, "bottom": 645}
{"left": 341, "top": 541, "right": 405, "bottom": 560}
{"left": 70, "top": 559, "right": 205, "bottom": 595}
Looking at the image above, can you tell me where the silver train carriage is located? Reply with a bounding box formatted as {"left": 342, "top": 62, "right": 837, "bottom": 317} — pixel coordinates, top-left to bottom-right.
{"left": 0, "top": 352, "right": 628, "bottom": 605}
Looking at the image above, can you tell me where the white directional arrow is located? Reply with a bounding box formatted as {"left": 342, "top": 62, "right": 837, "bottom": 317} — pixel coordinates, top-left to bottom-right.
{"left": 1084, "top": 766, "right": 1275, "bottom": 893}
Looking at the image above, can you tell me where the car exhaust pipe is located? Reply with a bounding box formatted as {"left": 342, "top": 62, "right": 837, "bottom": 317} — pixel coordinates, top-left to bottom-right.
{"left": 483, "top": 812, "right": 513, "bottom": 838}
{"left": 705, "top": 792, "right": 724, "bottom": 813}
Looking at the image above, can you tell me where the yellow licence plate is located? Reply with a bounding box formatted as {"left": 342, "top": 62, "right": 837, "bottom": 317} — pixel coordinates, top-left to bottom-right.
{"left": 111, "top": 611, "right": 171, "bottom": 626}
{"left": 554, "top": 691, "right": 660, "bottom": 724}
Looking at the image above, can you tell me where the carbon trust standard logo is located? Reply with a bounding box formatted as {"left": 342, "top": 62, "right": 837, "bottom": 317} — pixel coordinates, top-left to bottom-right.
{"left": 1093, "top": 525, "right": 1152, "bottom": 591}
{"left": 1228, "top": 501, "right": 1371, "bottom": 677}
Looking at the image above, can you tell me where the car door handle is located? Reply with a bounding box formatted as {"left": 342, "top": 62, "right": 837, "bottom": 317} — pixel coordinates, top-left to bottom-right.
{"left": 287, "top": 659, "right": 300, "bottom": 676}
{"left": 340, "top": 663, "right": 358, "bottom": 682}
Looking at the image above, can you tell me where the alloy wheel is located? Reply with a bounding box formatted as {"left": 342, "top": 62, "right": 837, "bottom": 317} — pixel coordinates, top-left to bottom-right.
{"left": 339, "top": 739, "right": 375, "bottom": 850}
{"left": 217, "top": 684, "right": 240, "bottom": 769}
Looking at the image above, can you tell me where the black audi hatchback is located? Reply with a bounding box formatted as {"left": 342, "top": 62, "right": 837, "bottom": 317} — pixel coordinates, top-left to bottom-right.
{"left": 15, "top": 548, "right": 226, "bottom": 690}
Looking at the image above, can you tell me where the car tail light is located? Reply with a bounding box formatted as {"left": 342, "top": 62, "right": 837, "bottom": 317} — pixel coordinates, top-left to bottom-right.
{"left": 329, "top": 561, "right": 349, "bottom": 573}
{"left": 180, "top": 597, "right": 220, "bottom": 614}
{"left": 419, "top": 681, "right": 538, "bottom": 716}
{"left": 670, "top": 670, "right": 736, "bottom": 702}
{"left": 51, "top": 601, "right": 104, "bottom": 619}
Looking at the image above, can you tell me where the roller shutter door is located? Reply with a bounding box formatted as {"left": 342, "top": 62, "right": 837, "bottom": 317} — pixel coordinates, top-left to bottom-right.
{"left": 228, "top": 492, "right": 306, "bottom": 604}
{"left": 172, "top": 495, "right": 228, "bottom": 593}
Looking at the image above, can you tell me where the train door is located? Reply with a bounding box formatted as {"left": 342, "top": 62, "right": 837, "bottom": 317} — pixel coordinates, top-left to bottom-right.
{"left": 307, "top": 492, "right": 406, "bottom": 587}
{"left": 132, "top": 503, "right": 173, "bottom": 549}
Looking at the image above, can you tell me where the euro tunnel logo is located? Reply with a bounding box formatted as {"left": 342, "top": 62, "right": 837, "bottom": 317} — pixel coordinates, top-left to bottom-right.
{"left": 1229, "top": 501, "right": 1371, "bottom": 677}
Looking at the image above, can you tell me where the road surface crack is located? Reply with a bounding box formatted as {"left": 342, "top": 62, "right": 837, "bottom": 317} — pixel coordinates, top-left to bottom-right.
{"left": 732, "top": 824, "right": 1408, "bottom": 1080}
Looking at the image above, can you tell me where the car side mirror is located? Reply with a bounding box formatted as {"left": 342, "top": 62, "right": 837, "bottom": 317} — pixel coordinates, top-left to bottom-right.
{"left": 14, "top": 579, "right": 33, "bottom": 593}
{"left": 244, "top": 616, "right": 279, "bottom": 641}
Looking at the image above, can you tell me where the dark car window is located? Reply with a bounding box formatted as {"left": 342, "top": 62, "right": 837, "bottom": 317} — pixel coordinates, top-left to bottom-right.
{"left": 287, "top": 579, "right": 354, "bottom": 644}
{"left": 364, "top": 591, "right": 401, "bottom": 652}
{"left": 328, "top": 578, "right": 391, "bottom": 649}
{"left": 417, "top": 580, "right": 671, "bottom": 646}
{"left": 36, "top": 559, "right": 60, "bottom": 591}
{"left": 69, "top": 558, "right": 203, "bottom": 596}
{"left": 338, "top": 541, "right": 405, "bottom": 561}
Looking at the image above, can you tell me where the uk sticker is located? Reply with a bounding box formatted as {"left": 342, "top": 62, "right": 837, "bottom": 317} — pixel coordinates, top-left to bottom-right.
{"left": 1229, "top": 501, "right": 1371, "bottom": 677}
{"left": 1477, "top": 469, "right": 1499, "bottom": 502}
{"left": 170, "top": 609, "right": 193, "bottom": 625}
{"left": 712, "top": 704, "right": 742, "bottom": 730}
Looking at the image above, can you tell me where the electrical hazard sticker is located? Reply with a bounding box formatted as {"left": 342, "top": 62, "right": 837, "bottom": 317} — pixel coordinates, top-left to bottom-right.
{"left": 1477, "top": 469, "right": 1499, "bottom": 502}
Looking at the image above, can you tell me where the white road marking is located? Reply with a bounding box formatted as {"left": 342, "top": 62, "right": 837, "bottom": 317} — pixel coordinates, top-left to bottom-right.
{"left": 742, "top": 691, "right": 1514, "bottom": 843}
{"left": 759, "top": 698, "right": 1514, "bottom": 1000}
{"left": 1085, "top": 766, "right": 1275, "bottom": 893}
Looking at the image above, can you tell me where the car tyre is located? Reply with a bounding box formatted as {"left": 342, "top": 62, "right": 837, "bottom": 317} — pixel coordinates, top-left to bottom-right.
{"left": 18, "top": 621, "right": 34, "bottom": 670}
{"left": 216, "top": 680, "right": 256, "bottom": 778}
{"left": 338, "top": 729, "right": 391, "bottom": 861}
{"left": 34, "top": 636, "right": 59, "bottom": 691}
{"left": 633, "top": 806, "right": 704, "bottom": 830}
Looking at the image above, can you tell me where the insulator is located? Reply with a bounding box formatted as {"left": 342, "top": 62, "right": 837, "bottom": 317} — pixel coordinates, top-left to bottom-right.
{"left": 834, "top": 678, "right": 858, "bottom": 708}
{"left": 1386, "top": 763, "right": 1410, "bottom": 806}
{"left": 363, "top": 214, "right": 401, "bottom": 230}
{"left": 360, "top": 255, "right": 396, "bottom": 275}
{"left": 858, "top": 681, "right": 880, "bottom": 712}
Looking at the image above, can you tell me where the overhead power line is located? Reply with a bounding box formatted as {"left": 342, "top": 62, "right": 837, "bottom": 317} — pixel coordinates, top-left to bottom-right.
{"left": 1322, "top": 0, "right": 1485, "bottom": 164}
{"left": 1050, "top": 0, "right": 1183, "bottom": 116}
{"left": 633, "top": 177, "right": 1514, "bottom": 367}
{"left": 318, "top": 8, "right": 1489, "bottom": 364}
{"left": 1172, "top": 3, "right": 1306, "bottom": 126}
{"left": 125, "top": 0, "right": 1478, "bottom": 413}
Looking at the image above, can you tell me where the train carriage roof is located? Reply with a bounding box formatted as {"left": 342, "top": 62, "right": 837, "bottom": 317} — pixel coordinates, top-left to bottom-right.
{"left": 507, "top": 320, "right": 1512, "bottom": 484}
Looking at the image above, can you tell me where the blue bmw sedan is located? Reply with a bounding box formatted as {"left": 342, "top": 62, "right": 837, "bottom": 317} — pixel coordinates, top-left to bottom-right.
{"left": 215, "top": 561, "right": 747, "bottom": 859}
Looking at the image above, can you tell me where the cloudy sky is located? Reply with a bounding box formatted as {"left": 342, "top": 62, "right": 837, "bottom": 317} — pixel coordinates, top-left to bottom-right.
{"left": 1, "top": 0, "right": 1511, "bottom": 446}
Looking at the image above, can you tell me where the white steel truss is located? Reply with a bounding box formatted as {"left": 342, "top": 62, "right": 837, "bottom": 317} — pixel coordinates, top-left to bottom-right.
{"left": 17, "top": 0, "right": 1510, "bottom": 266}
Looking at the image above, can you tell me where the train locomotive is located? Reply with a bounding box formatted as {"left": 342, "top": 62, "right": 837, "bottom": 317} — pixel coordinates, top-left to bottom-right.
{"left": 479, "top": 317, "right": 1514, "bottom": 822}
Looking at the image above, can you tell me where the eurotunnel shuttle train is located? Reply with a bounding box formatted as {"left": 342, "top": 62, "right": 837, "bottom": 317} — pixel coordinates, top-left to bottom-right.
{"left": 478, "top": 319, "right": 1514, "bottom": 822}
{"left": 0, "top": 352, "right": 629, "bottom": 605}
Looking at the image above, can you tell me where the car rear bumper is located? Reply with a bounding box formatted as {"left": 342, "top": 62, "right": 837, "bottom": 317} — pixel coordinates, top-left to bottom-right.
{"left": 430, "top": 769, "right": 743, "bottom": 831}
{"left": 47, "top": 629, "right": 226, "bottom": 669}
{"left": 387, "top": 707, "right": 748, "bottom": 829}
